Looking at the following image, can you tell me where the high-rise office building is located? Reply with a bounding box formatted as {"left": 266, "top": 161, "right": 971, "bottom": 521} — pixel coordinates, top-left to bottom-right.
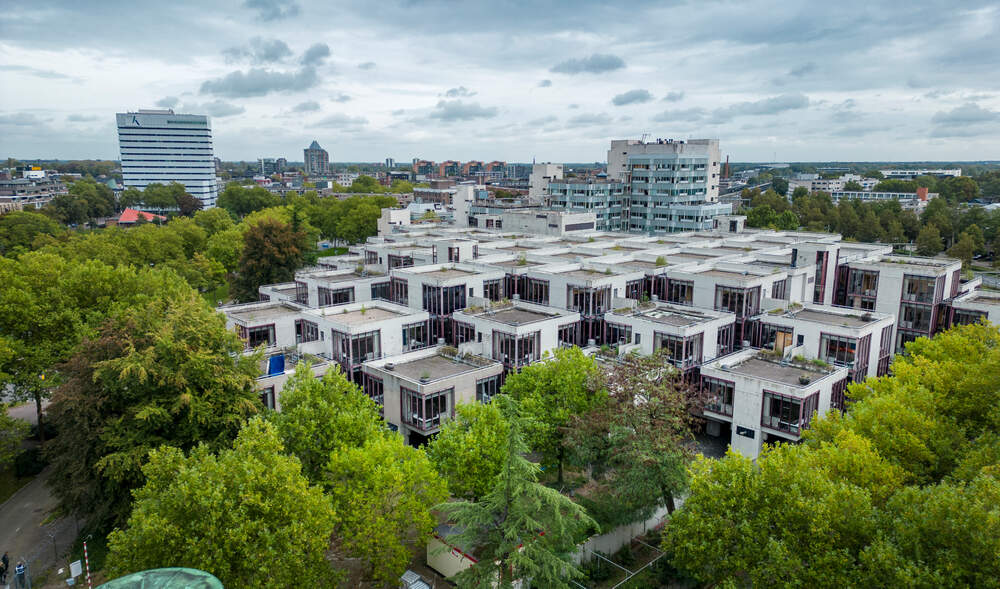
{"left": 303, "top": 140, "right": 329, "bottom": 176}
{"left": 116, "top": 109, "right": 218, "bottom": 207}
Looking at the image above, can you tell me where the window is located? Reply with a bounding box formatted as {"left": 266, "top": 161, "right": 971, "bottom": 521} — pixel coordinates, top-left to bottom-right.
{"left": 625, "top": 279, "right": 643, "bottom": 300}
{"left": 365, "top": 250, "right": 378, "bottom": 265}
{"left": 403, "top": 321, "right": 428, "bottom": 351}
{"left": 295, "top": 281, "right": 308, "bottom": 304}
{"left": 771, "top": 279, "right": 788, "bottom": 300}
{"left": 901, "top": 275, "right": 935, "bottom": 303}
{"left": 453, "top": 321, "right": 475, "bottom": 345}
{"left": 402, "top": 387, "right": 453, "bottom": 432}
{"left": 391, "top": 278, "right": 408, "bottom": 306}
{"left": 242, "top": 324, "right": 275, "bottom": 349}
{"left": 476, "top": 375, "right": 501, "bottom": 403}
{"left": 702, "top": 376, "right": 734, "bottom": 416}
{"left": 813, "top": 251, "right": 829, "bottom": 303}
{"left": 667, "top": 279, "right": 693, "bottom": 305}
{"left": 567, "top": 285, "right": 612, "bottom": 315}
{"left": 371, "top": 281, "right": 390, "bottom": 301}
{"left": 654, "top": 332, "right": 702, "bottom": 368}
{"left": 607, "top": 322, "right": 632, "bottom": 345}
{"left": 388, "top": 254, "right": 413, "bottom": 269}
{"left": 847, "top": 269, "right": 879, "bottom": 299}
{"left": 318, "top": 286, "right": 354, "bottom": 306}
{"left": 295, "top": 319, "right": 319, "bottom": 343}
{"left": 899, "top": 303, "right": 932, "bottom": 331}
{"left": 558, "top": 323, "right": 577, "bottom": 346}
{"left": 363, "top": 373, "right": 384, "bottom": 408}
{"left": 820, "top": 333, "right": 857, "bottom": 366}
{"left": 522, "top": 278, "right": 549, "bottom": 305}
{"left": 715, "top": 286, "right": 760, "bottom": 318}
{"left": 422, "top": 284, "right": 466, "bottom": 316}
{"left": 483, "top": 279, "right": 503, "bottom": 301}
{"left": 717, "top": 323, "right": 735, "bottom": 356}
{"left": 493, "top": 331, "right": 541, "bottom": 367}
{"left": 830, "top": 377, "right": 848, "bottom": 412}
{"left": 759, "top": 323, "right": 793, "bottom": 353}
{"left": 259, "top": 386, "right": 275, "bottom": 410}
{"left": 953, "top": 308, "right": 987, "bottom": 326}
{"left": 761, "top": 391, "right": 818, "bottom": 435}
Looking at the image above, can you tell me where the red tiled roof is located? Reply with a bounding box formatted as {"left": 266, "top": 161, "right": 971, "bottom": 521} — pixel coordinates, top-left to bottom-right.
{"left": 119, "top": 208, "right": 166, "bottom": 224}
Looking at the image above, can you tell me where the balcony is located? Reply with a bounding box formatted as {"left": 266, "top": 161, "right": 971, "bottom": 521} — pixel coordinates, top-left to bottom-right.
{"left": 404, "top": 414, "right": 445, "bottom": 433}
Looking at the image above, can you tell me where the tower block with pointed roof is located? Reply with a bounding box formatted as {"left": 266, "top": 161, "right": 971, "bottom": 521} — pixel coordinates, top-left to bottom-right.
{"left": 303, "top": 140, "right": 329, "bottom": 177}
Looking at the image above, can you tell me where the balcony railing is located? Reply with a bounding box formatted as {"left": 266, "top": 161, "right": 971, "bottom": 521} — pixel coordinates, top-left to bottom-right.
{"left": 404, "top": 414, "right": 444, "bottom": 432}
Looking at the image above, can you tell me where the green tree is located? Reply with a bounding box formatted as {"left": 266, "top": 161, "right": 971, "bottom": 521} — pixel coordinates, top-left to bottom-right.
{"left": 193, "top": 207, "right": 236, "bottom": 236}
{"left": 874, "top": 179, "right": 918, "bottom": 193}
{"left": 502, "top": 346, "right": 605, "bottom": 484}
{"left": 326, "top": 434, "right": 448, "bottom": 587}
{"left": 389, "top": 179, "right": 415, "bottom": 193}
{"left": 233, "top": 218, "right": 307, "bottom": 302}
{"left": 939, "top": 176, "right": 979, "bottom": 203}
{"left": 436, "top": 397, "right": 596, "bottom": 589}
{"left": 336, "top": 202, "right": 382, "bottom": 244}
{"left": 175, "top": 191, "right": 204, "bottom": 216}
{"left": 106, "top": 418, "right": 338, "bottom": 588}
{"left": 948, "top": 232, "right": 976, "bottom": 267}
{"left": 791, "top": 185, "right": 809, "bottom": 199}
{"left": 217, "top": 183, "right": 281, "bottom": 218}
{"left": 570, "top": 353, "right": 698, "bottom": 517}
{"left": 0, "top": 407, "right": 30, "bottom": 471}
{"left": 863, "top": 170, "right": 884, "bottom": 179}
{"left": 771, "top": 177, "right": 789, "bottom": 196}
{"left": 427, "top": 401, "right": 510, "bottom": 500}
{"left": 843, "top": 180, "right": 864, "bottom": 191}
{"left": 915, "top": 224, "right": 944, "bottom": 256}
{"left": 45, "top": 290, "right": 261, "bottom": 528}
{"left": 271, "top": 364, "right": 385, "bottom": 483}
{"left": 347, "top": 175, "right": 384, "bottom": 193}
{"left": 0, "top": 210, "right": 64, "bottom": 254}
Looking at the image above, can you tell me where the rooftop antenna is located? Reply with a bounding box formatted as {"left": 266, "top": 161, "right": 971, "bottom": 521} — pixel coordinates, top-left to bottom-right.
{"left": 640, "top": 133, "right": 650, "bottom": 143}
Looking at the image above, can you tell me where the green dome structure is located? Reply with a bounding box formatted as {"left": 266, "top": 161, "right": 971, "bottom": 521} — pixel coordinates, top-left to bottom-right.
{"left": 97, "top": 568, "right": 223, "bottom": 588}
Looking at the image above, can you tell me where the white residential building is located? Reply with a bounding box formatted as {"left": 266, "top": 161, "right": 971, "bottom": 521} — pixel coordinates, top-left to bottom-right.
{"left": 116, "top": 109, "right": 218, "bottom": 207}
{"left": 528, "top": 163, "right": 563, "bottom": 203}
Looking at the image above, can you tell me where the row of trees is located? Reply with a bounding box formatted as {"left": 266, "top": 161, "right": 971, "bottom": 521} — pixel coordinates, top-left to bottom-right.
{"left": 743, "top": 188, "right": 1000, "bottom": 265}
{"left": 665, "top": 322, "right": 1000, "bottom": 587}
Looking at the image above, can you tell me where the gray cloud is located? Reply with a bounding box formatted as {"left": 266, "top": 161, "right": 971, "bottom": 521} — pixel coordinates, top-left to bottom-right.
{"left": 224, "top": 37, "right": 292, "bottom": 64}
{"left": 0, "top": 113, "right": 48, "bottom": 126}
{"left": 443, "top": 86, "right": 476, "bottom": 98}
{"left": 0, "top": 64, "right": 72, "bottom": 80}
{"left": 314, "top": 113, "right": 368, "bottom": 131}
{"left": 156, "top": 96, "right": 180, "bottom": 108}
{"left": 200, "top": 67, "right": 317, "bottom": 97}
{"left": 538, "top": 79, "right": 552, "bottom": 87}
{"left": 358, "top": 61, "right": 376, "bottom": 70}
{"left": 66, "top": 114, "right": 99, "bottom": 122}
{"left": 662, "top": 91, "right": 684, "bottom": 102}
{"left": 429, "top": 100, "right": 498, "bottom": 122}
{"left": 243, "top": 0, "right": 300, "bottom": 20}
{"left": 550, "top": 54, "right": 625, "bottom": 75}
{"left": 183, "top": 100, "right": 246, "bottom": 117}
{"left": 712, "top": 93, "right": 810, "bottom": 121}
{"left": 612, "top": 89, "right": 653, "bottom": 106}
{"left": 300, "top": 43, "right": 330, "bottom": 66}
{"left": 568, "top": 112, "right": 612, "bottom": 126}
{"left": 528, "top": 115, "right": 558, "bottom": 126}
{"left": 931, "top": 102, "right": 998, "bottom": 126}
{"left": 788, "top": 62, "right": 817, "bottom": 77}
{"left": 291, "top": 100, "right": 321, "bottom": 112}
{"left": 332, "top": 93, "right": 351, "bottom": 103}
{"left": 568, "top": 104, "right": 580, "bottom": 109}
{"left": 652, "top": 108, "right": 707, "bottom": 122}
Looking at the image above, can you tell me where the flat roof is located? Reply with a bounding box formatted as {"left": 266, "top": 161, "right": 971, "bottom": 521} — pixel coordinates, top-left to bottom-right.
{"left": 724, "top": 356, "right": 833, "bottom": 387}
{"left": 552, "top": 252, "right": 599, "bottom": 260}
{"left": 321, "top": 306, "right": 403, "bottom": 324}
{"left": 623, "top": 260, "right": 672, "bottom": 269}
{"left": 699, "top": 269, "right": 760, "bottom": 280}
{"left": 785, "top": 308, "right": 874, "bottom": 328}
{"left": 491, "top": 259, "right": 542, "bottom": 268}
{"left": 558, "top": 268, "right": 618, "bottom": 280}
{"left": 315, "top": 272, "right": 379, "bottom": 285}
{"left": 391, "top": 354, "right": 484, "bottom": 381}
{"left": 968, "top": 291, "right": 1000, "bottom": 304}
{"left": 227, "top": 305, "right": 295, "bottom": 324}
{"left": 474, "top": 307, "right": 558, "bottom": 325}
{"left": 629, "top": 306, "right": 719, "bottom": 327}
{"left": 422, "top": 267, "right": 476, "bottom": 279}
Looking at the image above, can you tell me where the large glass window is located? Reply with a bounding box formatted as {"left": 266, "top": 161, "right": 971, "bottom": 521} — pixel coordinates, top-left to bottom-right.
{"left": 402, "top": 321, "right": 428, "bottom": 351}
{"left": 567, "top": 285, "right": 612, "bottom": 315}
{"left": 371, "top": 281, "right": 390, "bottom": 301}
{"left": 820, "top": 333, "right": 858, "bottom": 366}
{"left": 607, "top": 322, "right": 632, "bottom": 345}
{"left": 702, "top": 376, "right": 734, "bottom": 416}
{"left": 476, "top": 375, "right": 501, "bottom": 403}
{"left": 318, "top": 286, "right": 354, "bottom": 307}
{"left": 422, "top": 284, "right": 466, "bottom": 316}
{"left": 899, "top": 303, "right": 933, "bottom": 331}
{"left": 453, "top": 321, "right": 475, "bottom": 345}
{"left": 953, "top": 308, "right": 987, "bottom": 326}
{"left": 653, "top": 332, "right": 702, "bottom": 368}
{"left": 667, "top": 279, "right": 693, "bottom": 305}
{"left": 558, "top": 323, "right": 577, "bottom": 346}
{"left": 759, "top": 323, "right": 793, "bottom": 353}
{"left": 295, "top": 281, "right": 308, "bottom": 304}
{"left": 259, "top": 386, "right": 275, "bottom": 410}
{"left": 391, "top": 278, "right": 408, "bottom": 306}
{"left": 901, "top": 275, "right": 936, "bottom": 303}
{"left": 761, "top": 391, "right": 818, "bottom": 435}
{"left": 483, "top": 279, "right": 503, "bottom": 301}
{"left": 295, "top": 319, "right": 319, "bottom": 343}
{"left": 242, "top": 324, "right": 275, "bottom": 349}
{"left": 493, "top": 331, "right": 541, "bottom": 367}
{"left": 402, "top": 387, "right": 453, "bottom": 432}
{"left": 363, "top": 373, "right": 384, "bottom": 408}
{"left": 847, "top": 269, "right": 879, "bottom": 298}
{"left": 388, "top": 254, "right": 413, "bottom": 269}
{"left": 715, "top": 286, "right": 760, "bottom": 318}
{"left": 523, "top": 278, "right": 549, "bottom": 305}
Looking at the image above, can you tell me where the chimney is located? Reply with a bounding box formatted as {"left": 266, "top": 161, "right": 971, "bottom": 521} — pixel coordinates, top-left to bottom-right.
{"left": 917, "top": 186, "right": 929, "bottom": 201}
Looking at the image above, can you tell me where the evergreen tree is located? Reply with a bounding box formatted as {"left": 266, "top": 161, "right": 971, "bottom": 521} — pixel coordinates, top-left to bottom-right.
{"left": 436, "top": 397, "right": 597, "bottom": 589}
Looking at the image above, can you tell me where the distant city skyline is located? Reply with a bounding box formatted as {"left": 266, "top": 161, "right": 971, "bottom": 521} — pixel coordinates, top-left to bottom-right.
{"left": 1, "top": 1, "right": 998, "bottom": 162}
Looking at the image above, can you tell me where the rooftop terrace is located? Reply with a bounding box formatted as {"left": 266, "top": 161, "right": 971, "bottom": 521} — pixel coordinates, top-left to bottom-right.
{"left": 391, "top": 353, "right": 490, "bottom": 382}
{"left": 719, "top": 354, "right": 835, "bottom": 387}
{"left": 422, "top": 267, "right": 476, "bottom": 279}
{"left": 226, "top": 304, "right": 297, "bottom": 324}
{"left": 779, "top": 307, "right": 880, "bottom": 328}
{"left": 317, "top": 306, "right": 403, "bottom": 324}
{"left": 623, "top": 305, "right": 722, "bottom": 327}
{"left": 471, "top": 307, "right": 559, "bottom": 326}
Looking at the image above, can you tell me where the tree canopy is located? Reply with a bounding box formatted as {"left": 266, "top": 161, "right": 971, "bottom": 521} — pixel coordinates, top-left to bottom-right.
{"left": 106, "top": 418, "right": 338, "bottom": 589}
{"left": 427, "top": 401, "right": 511, "bottom": 500}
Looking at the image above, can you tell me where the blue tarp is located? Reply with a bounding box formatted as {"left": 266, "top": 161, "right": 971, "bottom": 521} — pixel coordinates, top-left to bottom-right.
{"left": 267, "top": 354, "right": 285, "bottom": 376}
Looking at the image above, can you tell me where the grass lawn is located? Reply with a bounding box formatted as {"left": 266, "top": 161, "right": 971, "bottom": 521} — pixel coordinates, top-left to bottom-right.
{"left": 0, "top": 467, "right": 34, "bottom": 504}
{"left": 317, "top": 246, "right": 349, "bottom": 257}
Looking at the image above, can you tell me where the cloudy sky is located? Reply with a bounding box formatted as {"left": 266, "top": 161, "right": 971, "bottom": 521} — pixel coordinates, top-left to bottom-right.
{"left": 1, "top": 0, "right": 999, "bottom": 163}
